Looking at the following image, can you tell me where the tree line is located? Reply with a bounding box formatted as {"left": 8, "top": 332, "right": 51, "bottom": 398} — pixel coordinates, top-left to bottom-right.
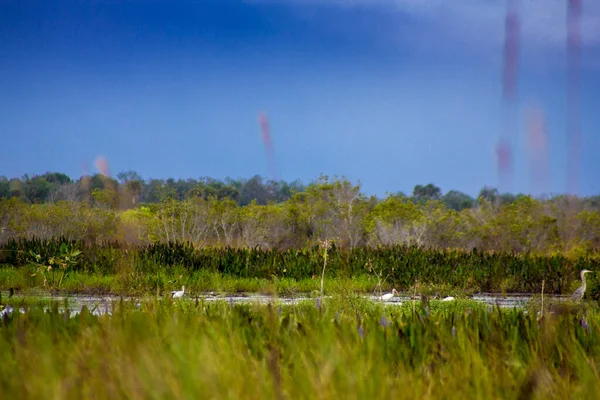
{"left": 0, "top": 172, "right": 305, "bottom": 207}
{"left": 1, "top": 173, "right": 599, "bottom": 254}
{"left": 2, "top": 170, "right": 599, "bottom": 211}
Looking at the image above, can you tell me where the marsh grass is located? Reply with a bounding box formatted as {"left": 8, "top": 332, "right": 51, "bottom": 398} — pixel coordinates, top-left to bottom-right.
{"left": 1, "top": 295, "right": 599, "bottom": 399}
{"left": 0, "top": 266, "right": 378, "bottom": 297}
{"left": 3, "top": 239, "right": 600, "bottom": 296}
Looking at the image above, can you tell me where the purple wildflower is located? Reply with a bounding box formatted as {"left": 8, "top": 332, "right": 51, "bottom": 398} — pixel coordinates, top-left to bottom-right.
{"left": 380, "top": 315, "right": 390, "bottom": 327}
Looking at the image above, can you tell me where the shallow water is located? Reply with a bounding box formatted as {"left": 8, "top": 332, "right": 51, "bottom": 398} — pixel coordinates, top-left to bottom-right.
{"left": 1, "top": 290, "right": 564, "bottom": 318}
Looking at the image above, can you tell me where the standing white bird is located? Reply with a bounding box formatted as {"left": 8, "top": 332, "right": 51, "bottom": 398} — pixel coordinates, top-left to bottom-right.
{"left": 379, "top": 288, "right": 399, "bottom": 301}
{"left": 171, "top": 286, "right": 185, "bottom": 299}
{"left": 571, "top": 269, "right": 593, "bottom": 302}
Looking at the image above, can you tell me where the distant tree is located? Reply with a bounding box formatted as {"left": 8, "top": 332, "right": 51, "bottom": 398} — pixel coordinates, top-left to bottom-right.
{"left": 140, "top": 179, "right": 165, "bottom": 204}
{"left": 92, "top": 188, "right": 118, "bottom": 209}
{"left": 0, "top": 177, "right": 10, "bottom": 199}
{"left": 263, "top": 179, "right": 305, "bottom": 203}
{"left": 116, "top": 170, "right": 143, "bottom": 184}
{"left": 288, "top": 179, "right": 306, "bottom": 196}
{"left": 216, "top": 185, "right": 240, "bottom": 202}
{"left": 301, "top": 175, "right": 368, "bottom": 247}
{"left": 117, "top": 170, "right": 145, "bottom": 205}
{"left": 443, "top": 190, "right": 475, "bottom": 211}
{"left": 240, "top": 175, "right": 269, "bottom": 205}
{"left": 9, "top": 178, "right": 24, "bottom": 199}
{"left": 164, "top": 178, "right": 196, "bottom": 200}
{"left": 412, "top": 183, "right": 442, "bottom": 204}
{"left": 586, "top": 195, "right": 600, "bottom": 210}
{"left": 367, "top": 194, "right": 426, "bottom": 246}
{"left": 89, "top": 173, "right": 118, "bottom": 191}
{"left": 500, "top": 193, "right": 517, "bottom": 205}
{"left": 23, "top": 176, "right": 53, "bottom": 203}
{"left": 391, "top": 191, "right": 408, "bottom": 199}
{"left": 189, "top": 178, "right": 240, "bottom": 202}
{"left": 41, "top": 172, "right": 72, "bottom": 185}
{"left": 49, "top": 183, "right": 81, "bottom": 202}
{"left": 265, "top": 180, "right": 283, "bottom": 202}
{"left": 124, "top": 180, "right": 143, "bottom": 205}
{"left": 478, "top": 186, "right": 499, "bottom": 203}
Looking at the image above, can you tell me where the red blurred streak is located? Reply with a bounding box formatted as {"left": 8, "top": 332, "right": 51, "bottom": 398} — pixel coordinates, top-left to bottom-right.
{"left": 496, "top": 139, "right": 512, "bottom": 174}
{"left": 259, "top": 113, "right": 273, "bottom": 154}
{"left": 80, "top": 161, "right": 91, "bottom": 202}
{"left": 567, "top": 0, "right": 581, "bottom": 196}
{"left": 258, "top": 112, "right": 277, "bottom": 181}
{"left": 526, "top": 106, "right": 549, "bottom": 195}
{"left": 81, "top": 162, "right": 89, "bottom": 177}
{"left": 497, "top": 0, "right": 519, "bottom": 192}
{"left": 95, "top": 156, "right": 110, "bottom": 177}
{"left": 502, "top": 0, "right": 519, "bottom": 102}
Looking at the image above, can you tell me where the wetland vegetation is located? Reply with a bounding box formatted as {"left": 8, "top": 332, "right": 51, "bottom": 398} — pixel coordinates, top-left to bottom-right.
{"left": 1, "top": 295, "right": 599, "bottom": 399}
{"left": 0, "top": 238, "right": 599, "bottom": 299}
{"left": 2, "top": 174, "right": 600, "bottom": 398}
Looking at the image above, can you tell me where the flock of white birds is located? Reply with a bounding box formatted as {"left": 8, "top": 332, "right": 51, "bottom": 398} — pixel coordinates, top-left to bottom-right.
{"left": 168, "top": 284, "right": 456, "bottom": 304}
{"left": 377, "top": 288, "right": 455, "bottom": 304}
{"left": 168, "top": 270, "right": 596, "bottom": 302}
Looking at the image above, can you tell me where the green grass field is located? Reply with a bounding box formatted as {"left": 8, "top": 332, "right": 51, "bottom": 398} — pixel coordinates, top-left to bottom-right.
{"left": 1, "top": 295, "right": 598, "bottom": 399}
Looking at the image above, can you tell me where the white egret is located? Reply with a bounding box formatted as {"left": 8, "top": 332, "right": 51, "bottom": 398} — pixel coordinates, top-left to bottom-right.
{"left": 171, "top": 286, "right": 185, "bottom": 299}
{"left": 434, "top": 292, "right": 455, "bottom": 301}
{"left": 379, "top": 288, "right": 399, "bottom": 301}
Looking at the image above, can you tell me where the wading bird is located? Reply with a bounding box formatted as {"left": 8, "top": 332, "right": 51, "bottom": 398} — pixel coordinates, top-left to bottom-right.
{"left": 171, "top": 286, "right": 185, "bottom": 299}
{"left": 434, "top": 292, "right": 455, "bottom": 302}
{"left": 571, "top": 270, "right": 593, "bottom": 302}
{"left": 379, "top": 288, "right": 399, "bottom": 301}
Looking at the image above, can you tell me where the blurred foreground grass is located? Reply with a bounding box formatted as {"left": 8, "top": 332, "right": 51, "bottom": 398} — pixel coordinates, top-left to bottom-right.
{"left": 1, "top": 295, "right": 599, "bottom": 399}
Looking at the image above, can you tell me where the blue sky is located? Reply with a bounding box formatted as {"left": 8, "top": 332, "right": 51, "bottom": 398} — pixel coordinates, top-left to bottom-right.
{"left": 1, "top": 0, "right": 599, "bottom": 197}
